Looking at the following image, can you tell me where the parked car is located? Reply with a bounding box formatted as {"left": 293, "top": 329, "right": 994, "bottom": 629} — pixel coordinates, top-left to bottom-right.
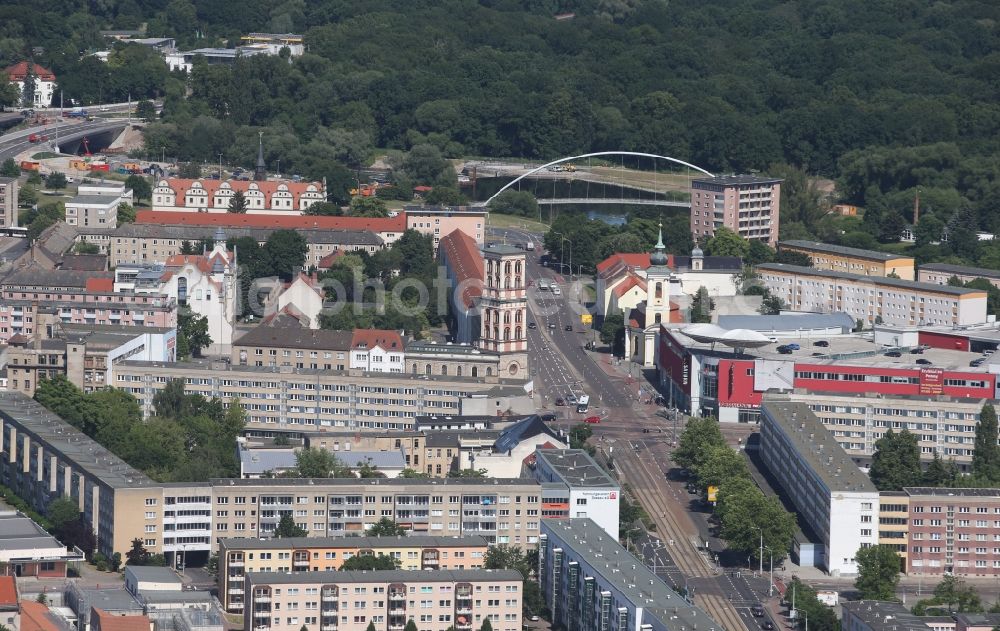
{"left": 584, "top": 416, "right": 601, "bottom": 424}
{"left": 555, "top": 397, "right": 566, "bottom": 406}
{"left": 971, "top": 359, "right": 985, "bottom": 367}
{"left": 540, "top": 413, "right": 556, "bottom": 422}
{"left": 813, "top": 340, "right": 829, "bottom": 347}
{"left": 786, "top": 343, "right": 801, "bottom": 350}
{"left": 776, "top": 346, "right": 793, "bottom": 354}
{"left": 885, "top": 351, "right": 902, "bottom": 357}
{"left": 916, "top": 358, "right": 933, "bottom": 365}
{"left": 910, "top": 347, "right": 924, "bottom": 354}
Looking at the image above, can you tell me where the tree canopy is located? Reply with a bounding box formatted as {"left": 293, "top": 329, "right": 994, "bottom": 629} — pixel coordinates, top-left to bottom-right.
{"left": 854, "top": 544, "right": 901, "bottom": 600}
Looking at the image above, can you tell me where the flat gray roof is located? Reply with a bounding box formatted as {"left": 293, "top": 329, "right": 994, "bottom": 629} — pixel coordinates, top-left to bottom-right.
{"left": 406, "top": 340, "right": 497, "bottom": 357}
{"left": 233, "top": 326, "right": 352, "bottom": 351}
{"left": 247, "top": 568, "right": 522, "bottom": 585}
{"left": 221, "top": 534, "right": 488, "bottom": 551}
{"left": 692, "top": 174, "right": 782, "bottom": 186}
{"left": 761, "top": 397, "right": 876, "bottom": 493}
{"left": 239, "top": 448, "right": 405, "bottom": 475}
{"left": 125, "top": 565, "right": 181, "bottom": 583}
{"left": 0, "top": 391, "right": 156, "bottom": 489}
{"left": 0, "top": 512, "right": 73, "bottom": 553}
{"left": 717, "top": 312, "right": 855, "bottom": 332}
{"left": 904, "top": 487, "right": 1000, "bottom": 498}
{"left": 95, "top": 223, "right": 384, "bottom": 245}
{"left": 779, "top": 240, "right": 913, "bottom": 263}
{"left": 533, "top": 449, "right": 617, "bottom": 488}
{"left": 542, "top": 519, "right": 713, "bottom": 629}
{"left": 841, "top": 601, "right": 935, "bottom": 631}
{"left": 757, "top": 263, "right": 984, "bottom": 296}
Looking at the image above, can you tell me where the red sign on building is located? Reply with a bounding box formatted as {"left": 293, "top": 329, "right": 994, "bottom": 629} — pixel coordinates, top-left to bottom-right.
{"left": 919, "top": 368, "right": 945, "bottom": 395}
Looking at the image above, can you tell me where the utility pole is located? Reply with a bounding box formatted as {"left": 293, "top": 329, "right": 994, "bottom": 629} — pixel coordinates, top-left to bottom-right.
{"left": 127, "top": 92, "right": 131, "bottom": 125}
{"left": 54, "top": 90, "right": 62, "bottom": 152}
{"left": 759, "top": 528, "right": 764, "bottom": 576}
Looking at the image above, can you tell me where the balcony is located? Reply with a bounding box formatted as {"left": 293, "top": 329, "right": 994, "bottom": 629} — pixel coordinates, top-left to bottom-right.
{"left": 229, "top": 588, "right": 244, "bottom": 595}
{"left": 389, "top": 625, "right": 405, "bottom": 631}
{"left": 390, "top": 593, "right": 406, "bottom": 601}
{"left": 254, "top": 596, "right": 271, "bottom": 603}
{"left": 229, "top": 559, "right": 245, "bottom": 567}
{"left": 456, "top": 607, "right": 472, "bottom": 615}
{"left": 389, "top": 608, "right": 406, "bottom": 615}
{"left": 253, "top": 609, "right": 271, "bottom": 617}
{"left": 322, "top": 625, "right": 337, "bottom": 631}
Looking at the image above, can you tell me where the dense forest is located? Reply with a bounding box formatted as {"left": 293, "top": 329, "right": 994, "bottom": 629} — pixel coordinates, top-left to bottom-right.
{"left": 3, "top": 0, "right": 1000, "bottom": 263}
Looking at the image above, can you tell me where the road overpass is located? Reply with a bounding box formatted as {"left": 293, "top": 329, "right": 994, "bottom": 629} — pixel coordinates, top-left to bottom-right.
{"left": 0, "top": 120, "right": 130, "bottom": 162}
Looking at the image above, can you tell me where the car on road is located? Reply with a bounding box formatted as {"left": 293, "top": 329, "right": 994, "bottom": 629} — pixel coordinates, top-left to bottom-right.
{"left": 916, "top": 358, "right": 932, "bottom": 365}
{"left": 785, "top": 343, "right": 800, "bottom": 350}
{"left": 566, "top": 394, "right": 578, "bottom": 405}
{"left": 548, "top": 323, "right": 556, "bottom": 329}
{"left": 813, "top": 340, "right": 829, "bottom": 347}
{"left": 530, "top": 616, "right": 540, "bottom": 622}
{"left": 776, "top": 345, "right": 793, "bottom": 354}
{"left": 885, "top": 351, "right": 902, "bottom": 357}
{"left": 762, "top": 621, "right": 774, "bottom": 629}
{"left": 527, "top": 322, "right": 536, "bottom": 329}
{"left": 583, "top": 416, "right": 601, "bottom": 424}
{"left": 564, "top": 325, "right": 573, "bottom": 331}
{"left": 751, "top": 606, "right": 764, "bottom": 617}
{"left": 540, "top": 413, "right": 556, "bottom": 422}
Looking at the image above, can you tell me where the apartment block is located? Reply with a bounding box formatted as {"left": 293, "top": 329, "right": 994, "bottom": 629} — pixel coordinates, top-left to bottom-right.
{"left": 5, "top": 322, "right": 174, "bottom": 397}
{"left": 405, "top": 206, "right": 487, "bottom": 248}
{"left": 0, "top": 177, "right": 17, "bottom": 227}
{"left": 784, "top": 392, "right": 985, "bottom": 468}
{"left": 76, "top": 222, "right": 384, "bottom": 268}
{"left": 778, "top": 240, "right": 915, "bottom": 280}
{"left": 64, "top": 194, "right": 120, "bottom": 229}
{"left": 760, "top": 397, "right": 880, "bottom": 575}
{"left": 539, "top": 519, "right": 719, "bottom": 631}
{"left": 757, "top": 263, "right": 988, "bottom": 327}
{"left": 690, "top": 174, "right": 782, "bottom": 245}
{"left": 920, "top": 263, "right": 1000, "bottom": 291}
{"left": 114, "top": 359, "right": 530, "bottom": 430}
{"left": 244, "top": 569, "right": 522, "bottom": 631}
{"left": 0, "top": 390, "right": 163, "bottom": 559}
{"left": 905, "top": 487, "right": 1000, "bottom": 577}
{"left": 219, "top": 535, "right": 489, "bottom": 613}
{"left": 209, "top": 477, "right": 542, "bottom": 551}
{"left": 0, "top": 266, "right": 176, "bottom": 344}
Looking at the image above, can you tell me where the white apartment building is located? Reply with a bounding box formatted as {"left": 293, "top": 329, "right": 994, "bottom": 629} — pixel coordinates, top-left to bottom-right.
{"left": 760, "top": 396, "right": 880, "bottom": 576}
{"left": 784, "top": 392, "right": 985, "bottom": 468}
{"left": 531, "top": 450, "right": 619, "bottom": 540}
{"left": 757, "top": 263, "right": 989, "bottom": 327}
{"left": 65, "top": 195, "right": 120, "bottom": 229}
{"left": 350, "top": 330, "right": 405, "bottom": 373}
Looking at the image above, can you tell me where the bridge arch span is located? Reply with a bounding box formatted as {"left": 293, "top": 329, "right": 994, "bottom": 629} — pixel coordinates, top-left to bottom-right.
{"left": 481, "top": 151, "right": 714, "bottom": 207}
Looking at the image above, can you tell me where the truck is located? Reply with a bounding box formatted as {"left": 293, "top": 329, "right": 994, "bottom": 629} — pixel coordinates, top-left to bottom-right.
{"left": 525, "top": 241, "right": 535, "bottom": 251}
{"left": 27, "top": 133, "right": 48, "bottom": 143}
{"left": 66, "top": 108, "right": 88, "bottom": 118}
{"left": 19, "top": 161, "right": 40, "bottom": 171}
{"left": 575, "top": 395, "right": 590, "bottom": 413}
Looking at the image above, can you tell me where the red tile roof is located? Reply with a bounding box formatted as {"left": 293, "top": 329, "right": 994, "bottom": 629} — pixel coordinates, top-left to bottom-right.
{"left": 0, "top": 576, "right": 16, "bottom": 606}
{"left": 135, "top": 210, "right": 406, "bottom": 233}
{"left": 317, "top": 250, "right": 344, "bottom": 269}
{"left": 20, "top": 601, "right": 62, "bottom": 631}
{"left": 86, "top": 278, "right": 114, "bottom": 292}
{"left": 91, "top": 607, "right": 151, "bottom": 631}
{"left": 351, "top": 329, "right": 404, "bottom": 352}
{"left": 596, "top": 252, "right": 650, "bottom": 274}
{"left": 438, "top": 229, "right": 484, "bottom": 308}
{"left": 612, "top": 273, "right": 647, "bottom": 298}
{"left": 5, "top": 62, "right": 56, "bottom": 81}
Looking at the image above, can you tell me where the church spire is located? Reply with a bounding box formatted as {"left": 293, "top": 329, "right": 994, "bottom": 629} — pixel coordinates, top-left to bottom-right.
{"left": 650, "top": 221, "right": 668, "bottom": 266}
{"left": 254, "top": 131, "right": 266, "bottom": 182}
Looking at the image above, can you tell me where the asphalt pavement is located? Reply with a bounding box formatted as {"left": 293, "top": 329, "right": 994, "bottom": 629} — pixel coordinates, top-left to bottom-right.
{"left": 0, "top": 119, "right": 130, "bottom": 161}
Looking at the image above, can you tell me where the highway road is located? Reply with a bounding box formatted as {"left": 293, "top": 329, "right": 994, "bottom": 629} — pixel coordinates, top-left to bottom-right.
{"left": 0, "top": 119, "right": 129, "bottom": 162}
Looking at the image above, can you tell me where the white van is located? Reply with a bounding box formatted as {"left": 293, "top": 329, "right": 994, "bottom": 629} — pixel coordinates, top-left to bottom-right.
{"left": 552, "top": 286, "right": 562, "bottom": 296}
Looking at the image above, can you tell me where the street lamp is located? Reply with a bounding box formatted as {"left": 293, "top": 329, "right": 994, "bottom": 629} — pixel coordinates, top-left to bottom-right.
{"left": 757, "top": 526, "right": 764, "bottom": 576}
{"left": 764, "top": 545, "right": 774, "bottom": 597}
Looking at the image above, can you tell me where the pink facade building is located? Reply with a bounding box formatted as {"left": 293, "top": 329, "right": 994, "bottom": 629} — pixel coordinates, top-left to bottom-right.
{"left": 0, "top": 267, "right": 175, "bottom": 343}
{"left": 907, "top": 487, "right": 1000, "bottom": 577}
{"left": 690, "top": 174, "right": 782, "bottom": 245}
{"left": 245, "top": 569, "right": 523, "bottom": 631}
{"left": 405, "top": 206, "right": 487, "bottom": 248}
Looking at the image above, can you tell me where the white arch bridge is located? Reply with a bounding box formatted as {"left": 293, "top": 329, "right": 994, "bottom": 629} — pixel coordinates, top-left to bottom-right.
{"left": 476, "top": 151, "right": 714, "bottom": 207}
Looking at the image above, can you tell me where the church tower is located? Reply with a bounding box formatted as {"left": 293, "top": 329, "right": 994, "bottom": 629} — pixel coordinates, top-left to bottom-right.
{"left": 645, "top": 223, "right": 673, "bottom": 325}
{"left": 478, "top": 245, "right": 528, "bottom": 380}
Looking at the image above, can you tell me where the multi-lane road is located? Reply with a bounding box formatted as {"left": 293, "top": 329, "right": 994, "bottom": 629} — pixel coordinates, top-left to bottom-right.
{"left": 488, "top": 223, "right": 770, "bottom": 631}
{"left": 0, "top": 117, "right": 131, "bottom": 162}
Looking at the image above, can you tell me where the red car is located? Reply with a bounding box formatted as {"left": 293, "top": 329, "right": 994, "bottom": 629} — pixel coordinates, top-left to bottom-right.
{"left": 584, "top": 416, "right": 601, "bottom": 424}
